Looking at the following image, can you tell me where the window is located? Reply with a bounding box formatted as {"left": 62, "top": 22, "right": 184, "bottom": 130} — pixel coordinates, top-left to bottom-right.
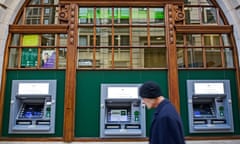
{"left": 8, "top": 34, "right": 67, "bottom": 69}
{"left": 78, "top": 7, "right": 166, "bottom": 69}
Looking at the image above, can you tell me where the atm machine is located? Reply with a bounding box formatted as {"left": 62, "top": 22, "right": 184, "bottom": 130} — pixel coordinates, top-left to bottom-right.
{"left": 100, "top": 84, "right": 146, "bottom": 138}
{"left": 8, "top": 80, "right": 56, "bottom": 134}
{"left": 187, "top": 80, "right": 234, "bottom": 133}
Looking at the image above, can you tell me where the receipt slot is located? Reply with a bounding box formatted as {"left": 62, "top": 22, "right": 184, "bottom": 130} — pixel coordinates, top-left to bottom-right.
{"left": 8, "top": 80, "right": 56, "bottom": 134}
{"left": 187, "top": 80, "right": 234, "bottom": 133}
{"left": 100, "top": 84, "right": 146, "bottom": 138}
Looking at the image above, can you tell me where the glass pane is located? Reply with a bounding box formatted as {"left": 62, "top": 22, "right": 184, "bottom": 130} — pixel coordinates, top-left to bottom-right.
{"left": 113, "top": 27, "right": 129, "bottom": 46}
{"left": 204, "top": 34, "right": 220, "bottom": 46}
{"left": 202, "top": 8, "right": 217, "bottom": 24}
{"left": 42, "top": 34, "right": 55, "bottom": 46}
{"left": 79, "top": 8, "right": 94, "bottom": 24}
{"left": 22, "top": 34, "right": 39, "bottom": 46}
{"left": 58, "top": 48, "right": 67, "bottom": 68}
{"left": 200, "top": 0, "right": 213, "bottom": 5}
{"left": 224, "top": 48, "right": 234, "bottom": 68}
{"left": 185, "top": 7, "right": 200, "bottom": 24}
{"left": 132, "top": 48, "right": 144, "bottom": 68}
{"left": 149, "top": 8, "right": 164, "bottom": 24}
{"left": 132, "top": 27, "right": 147, "bottom": 46}
{"left": 176, "top": 34, "right": 184, "bottom": 46}
{"left": 114, "top": 48, "right": 130, "bottom": 68}
{"left": 222, "top": 34, "right": 232, "bottom": 46}
{"left": 8, "top": 48, "right": 19, "bottom": 68}
{"left": 150, "top": 28, "right": 165, "bottom": 45}
{"left": 132, "top": 8, "right": 147, "bottom": 24}
{"left": 96, "top": 8, "right": 112, "bottom": 24}
{"left": 186, "top": 34, "right": 201, "bottom": 46}
{"left": 41, "top": 48, "right": 56, "bottom": 68}
{"left": 10, "top": 34, "right": 20, "bottom": 46}
{"left": 144, "top": 48, "right": 166, "bottom": 68}
{"left": 78, "top": 28, "right": 93, "bottom": 46}
{"left": 25, "top": 7, "right": 41, "bottom": 24}
{"left": 187, "top": 48, "right": 203, "bottom": 67}
{"left": 206, "top": 48, "right": 222, "bottom": 67}
{"left": 184, "top": 0, "right": 213, "bottom": 5}
{"left": 43, "top": 7, "right": 56, "bottom": 24}
{"left": 96, "top": 27, "right": 112, "bottom": 46}
{"left": 43, "top": 0, "right": 56, "bottom": 5}
{"left": 29, "top": 0, "right": 41, "bottom": 5}
{"left": 96, "top": 48, "right": 112, "bottom": 68}
{"left": 177, "top": 48, "right": 185, "bottom": 68}
{"left": 77, "top": 48, "right": 93, "bottom": 68}
{"left": 21, "top": 48, "right": 38, "bottom": 68}
{"left": 59, "top": 34, "right": 67, "bottom": 46}
{"left": 114, "top": 8, "right": 129, "bottom": 24}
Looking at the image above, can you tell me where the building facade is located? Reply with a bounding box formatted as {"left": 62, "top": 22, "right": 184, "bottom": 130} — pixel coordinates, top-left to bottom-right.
{"left": 0, "top": 0, "right": 240, "bottom": 142}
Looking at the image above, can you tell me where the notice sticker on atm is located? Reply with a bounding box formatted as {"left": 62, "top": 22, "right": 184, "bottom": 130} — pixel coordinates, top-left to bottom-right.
{"left": 18, "top": 83, "right": 49, "bottom": 95}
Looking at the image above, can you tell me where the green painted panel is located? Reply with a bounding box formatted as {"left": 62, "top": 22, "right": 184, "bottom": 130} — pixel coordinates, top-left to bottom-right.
{"left": 178, "top": 70, "right": 239, "bottom": 136}
{"left": 75, "top": 70, "right": 168, "bottom": 137}
{"left": 1, "top": 70, "right": 65, "bottom": 137}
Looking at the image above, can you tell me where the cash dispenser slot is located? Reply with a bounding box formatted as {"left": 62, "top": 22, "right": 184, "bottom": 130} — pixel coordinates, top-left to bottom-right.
{"left": 211, "top": 119, "right": 226, "bottom": 124}
{"left": 105, "top": 124, "right": 121, "bottom": 129}
{"left": 125, "top": 124, "right": 141, "bottom": 129}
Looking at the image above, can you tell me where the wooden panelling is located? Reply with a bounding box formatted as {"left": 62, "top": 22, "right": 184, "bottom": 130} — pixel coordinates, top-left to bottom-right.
{"left": 9, "top": 25, "right": 68, "bottom": 33}
{"left": 175, "top": 25, "right": 232, "bottom": 34}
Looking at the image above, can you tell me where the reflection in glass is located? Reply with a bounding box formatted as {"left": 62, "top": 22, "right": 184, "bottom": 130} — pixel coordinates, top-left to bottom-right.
{"left": 112, "top": 28, "right": 129, "bottom": 46}
{"left": 96, "top": 27, "right": 112, "bottom": 46}
{"left": 113, "top": 48, "right": 130, "bottom": 68}
{"left": 149, "top": 8, "right": 164, "bottom": 24}
{"left": 25, "top": 7, "right": 41, "bottom": 24}
{"left": 10, "top": 34, "right": 20, "bottom": 46}
{"left": 58, "top": 48, "right": 67, "bottom": 68}
{"left": 43, "top": 7, "right": 56, "bottom": 24}
{"left": 114, "top": 8, "right": 129, "bottom": 24}
{"left": 144, "top": 48, "right": 166, "bottom": 68}
{"left": 176, "top": 34, "right": 184, "bottom": 46}
{"left": 96, "top": 48, "right": 112, "bottom": 68}
{"left": 132, "top": 48, "right": 144, "bottom": 68}
{"left": 96, "top": 8, "right": 112, "bottom": 24}
{"left": 132, "top": 28, "right": 147, "bottom": 46}
{"left": 202, "top": 8, "right": 217, "bottom": 24}
{"left": 185, "top": 7, "right": 200, "bottom": 24}
{"left": 150, "top": 28, "right": 165, "bottom": 45}
{"left": 59, "top": 34, "right": 67, "bottom": 46}
{"left": 79, "top": 8, "right": 94, "bottom": 24}
{"left": 42, "top": 34, "right": 55, "bottom": 46}
{"left": 204, "top": 34, "right": 220, "bottom": 46}
{"left": 187, "top": 48, "right": 203, "bottom": 67}
{"left": 224, "top": 48, "right": 234, "bottom": 68}
{"left": 8, "top": 48, "right": 19, "bottom": 68}
{"left": 206, "top": 48, "right": 221, "bottom": 67}
{"left": 177, "top": 48, "right": 185, "bottom": 67}
{"left": 186, "top": 34, "right": 201, "bottom": 46}
{"left": 221, "top": 34, "right": 231, "bottom": 46}
{"left": 41, "top": 48, "right": 56, "bottom": 68}
{"left": 78, "top": 28, "right": 93, "bottom": 46}
{"left": 132, "top": 8, "right": 147, "bottom": 24}
{"left": 77, "top": 48, "right": 94, "bottom": 68}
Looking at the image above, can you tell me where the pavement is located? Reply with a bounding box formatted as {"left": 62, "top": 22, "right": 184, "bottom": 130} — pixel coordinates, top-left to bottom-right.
{"left": 1, "top": 140, "right": 240, "bottom": 144}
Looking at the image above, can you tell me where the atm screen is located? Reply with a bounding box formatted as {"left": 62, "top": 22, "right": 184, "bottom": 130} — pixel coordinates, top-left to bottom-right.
{"left": 108, "top": 109, "right": 128, "bottom": 122}
{"left": 19, "top": 104, "right": 44, "bottom": 119}
{"left": 193, "top": 103, "right": 215, "bottom": 118}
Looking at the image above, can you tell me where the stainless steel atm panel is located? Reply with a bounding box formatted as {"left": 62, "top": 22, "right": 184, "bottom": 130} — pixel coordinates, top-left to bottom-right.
{"left": 187, "top": 80, "right": 234, "bottom": 133}
{"left": 100, "top": 84, "right": 146, "bottom": 138}
{"left": 8, "top": 80, "right": 56, "bottom": 134}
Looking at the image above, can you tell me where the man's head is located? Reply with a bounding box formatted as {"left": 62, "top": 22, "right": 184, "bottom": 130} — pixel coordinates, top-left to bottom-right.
{"left": 139, "top": 81, "right": 163, "bottom": 109}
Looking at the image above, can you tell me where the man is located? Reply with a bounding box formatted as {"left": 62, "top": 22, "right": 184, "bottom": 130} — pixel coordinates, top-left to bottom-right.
{"left": 139, "top": 81, "right": 185, "bottom": 144}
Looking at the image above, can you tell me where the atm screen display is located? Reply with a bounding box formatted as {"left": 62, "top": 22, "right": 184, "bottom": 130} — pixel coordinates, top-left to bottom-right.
{"left": 193, "top": 103, "right": 215, "bottom": 118}
{"left": 108, "top": 109, "right": 128, "bottom": 122}
{"left": 19, "top": 104, "right": 44, "bottom": 119}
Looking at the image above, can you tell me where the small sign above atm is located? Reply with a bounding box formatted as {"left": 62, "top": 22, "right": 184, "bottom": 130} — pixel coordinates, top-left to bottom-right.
{"left": 18, "top": 83, "right": 49, "bottom": 95}
{"left": 194, "top": 83, "right": 224, "bottom": 94}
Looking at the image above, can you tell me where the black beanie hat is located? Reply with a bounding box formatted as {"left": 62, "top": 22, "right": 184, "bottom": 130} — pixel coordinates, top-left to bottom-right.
{"left": 139, "top": 81, "right": 163, "bottom": 98}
